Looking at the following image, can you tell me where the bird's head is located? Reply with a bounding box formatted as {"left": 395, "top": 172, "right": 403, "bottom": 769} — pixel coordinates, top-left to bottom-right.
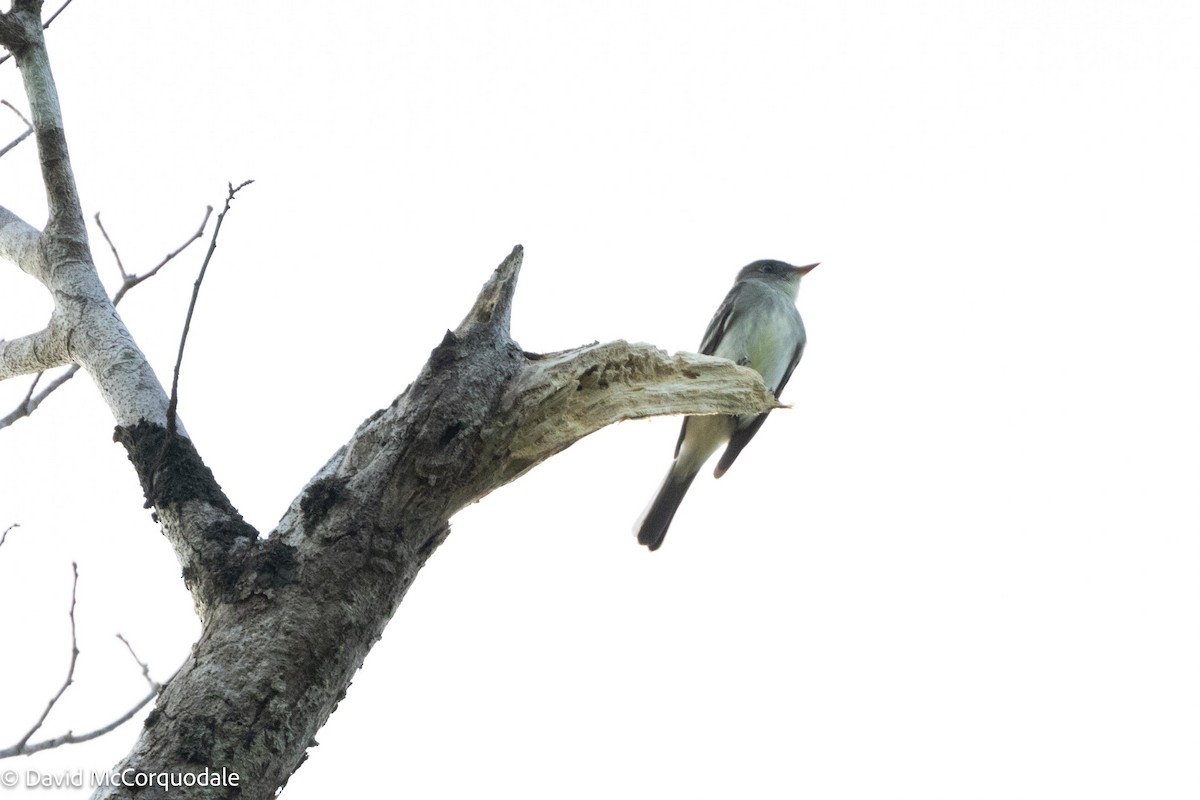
{"left": 737, "top": 259, "right": 818, "bottom": 297}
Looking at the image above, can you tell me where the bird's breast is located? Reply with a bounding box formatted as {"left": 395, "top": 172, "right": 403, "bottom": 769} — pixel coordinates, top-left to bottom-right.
{"left": 712, "top": 297, "right": 804, "bottom": 392}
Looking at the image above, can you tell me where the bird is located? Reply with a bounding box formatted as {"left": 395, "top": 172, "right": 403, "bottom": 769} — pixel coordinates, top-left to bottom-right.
{"left": 634, "top": 259, "right": 817, "bottom": 551}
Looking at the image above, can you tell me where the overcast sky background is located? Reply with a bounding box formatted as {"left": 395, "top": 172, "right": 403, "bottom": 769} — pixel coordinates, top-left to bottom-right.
{"left": 1, "top": 2, "right": 1198, "bottom": 798}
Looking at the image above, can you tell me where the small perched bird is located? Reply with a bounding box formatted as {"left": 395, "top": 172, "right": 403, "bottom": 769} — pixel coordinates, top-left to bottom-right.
{"left": 634, "top": 259, "right": 817, "bottom": 551}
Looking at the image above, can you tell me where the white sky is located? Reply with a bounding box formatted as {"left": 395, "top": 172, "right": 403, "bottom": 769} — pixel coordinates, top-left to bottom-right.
{"left": 1, "top": 1, "right": 1198, "bottom": 798}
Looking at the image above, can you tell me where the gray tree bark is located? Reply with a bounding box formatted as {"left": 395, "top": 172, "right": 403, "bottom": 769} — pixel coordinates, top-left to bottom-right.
{"left": 0, "top": 4, "right": 779, "bottom": 797}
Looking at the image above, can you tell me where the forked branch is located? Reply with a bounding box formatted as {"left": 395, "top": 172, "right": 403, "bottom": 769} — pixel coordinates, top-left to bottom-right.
{"left": 0, "top": 0, "right": 73, "bottom": 68}
{"left": 0, "top": 206, "right": 214, "bottom": 430}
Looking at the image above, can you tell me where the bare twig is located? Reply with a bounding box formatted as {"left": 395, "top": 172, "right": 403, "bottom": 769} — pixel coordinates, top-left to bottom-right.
{"left": 0, "top": 688, "right": 159, "bottom": 758}
{"left": 20, "top": 369, "right": 41, "bottom": 405}
{"left": 0, "top": 99, "right": 33, "bottom": 159}
{"left": 116, "top": 633, "right": 160, "bottom": 691}
{"left": 0, "top": 0, "right": 74, "bottom": 67}
{"left": 94, "top": 211, "right": 127, "bottom": 279}
{"left": 1, "top": 206, "right": 213, "bottom": 431}
{"left": 0, "top": 99, "right": 30, "bottom": 126}
{"left": 168, "top": 180, "right": 252, "bottom": 435}
{"left": 42, "top": 0, "right": 75, "bottom": 30}
{"left": 0, "top": 522, "right": 16, "bottom": 548}
{"left": 0, "top": 571, "right": 180, "bottom": 760}
{"left": 111, "top": 205, "right": 213, "bottom": 305}
{"left": 12, "top": 562, "right": 79, "bottom": 753}
{"left": 0, "top": 365, "right": 77, "bottom": 429}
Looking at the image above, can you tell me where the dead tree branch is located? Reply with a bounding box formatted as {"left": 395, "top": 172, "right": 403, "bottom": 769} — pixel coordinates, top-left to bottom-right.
{"left": 93, "top": 245, "right": 781, "bottom": 799}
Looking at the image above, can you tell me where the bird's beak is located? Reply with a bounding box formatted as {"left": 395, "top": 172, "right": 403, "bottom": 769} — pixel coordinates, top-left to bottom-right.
{"left": 793, "top": 262, "right": 819, "bottom": 276}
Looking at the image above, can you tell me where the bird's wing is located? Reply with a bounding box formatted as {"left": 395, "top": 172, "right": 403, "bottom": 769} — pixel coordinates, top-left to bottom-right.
{"left": 770, "top": 337, "right": 805, "bottom": 400}
{"left": 712, "top": 414, "right": 769, "bottom": 478}
{"left": 712, "top": 338, "right": 804, "bottom": 478}
{"left": 697, "top": 285, "right": 741, "bottom": 356}
{"left": 674, "top": 286, "right": 742, "bottom": 458}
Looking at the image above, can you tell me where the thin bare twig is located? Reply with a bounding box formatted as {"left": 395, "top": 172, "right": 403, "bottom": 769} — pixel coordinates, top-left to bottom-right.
{"left": 111, "top": 205, "right": 214, "bottom": 305}
{"left": 0, "top": 99, "right": 30, "bottom": 126}
{"left": 0, "top": 522, "right": 16, "bottom": 548}
{"left": 0, "top": 365, "right": 78, "bottom": 428}
{"left": 20, "top": 369, "right": 41, "bottom": 405}
{"left": 93, "top": 212, "right": 127, "bottom": 279}
{"left": 168, "top": 180, "right": 252, "bottom": 435}
{"left": 0, "top": 0, "right": 75, "bottom": 67}
{"left": 0, "top": 572, "right": 181, "bottom": 760}
{"left": 1, "top": 206, "right": 213, "bottom": 431}
{"left": 0, "top": 99, "right": 33, "bottom": 159}
{"left": 42, "top": 0, "right": 75, "bottom": 30}
{"left": 0, "top": 688, "right": 159, "bottom": 757}
{"left": 12, "top": 562, "right": 79, "bottom": 753}
{"left": 116, "top": 633, "right": 160, "bottom": 691}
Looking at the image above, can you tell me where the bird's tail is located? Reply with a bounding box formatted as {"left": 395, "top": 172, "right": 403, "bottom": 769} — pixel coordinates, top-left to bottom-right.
{"left": 634, "top": 466, "right": 698, "bottom": 551}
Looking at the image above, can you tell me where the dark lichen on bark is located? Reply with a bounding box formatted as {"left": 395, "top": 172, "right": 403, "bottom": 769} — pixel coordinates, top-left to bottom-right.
{"left": 113, "top": 421, "right": 238, "bottom": 513}
{"left": 246, "top": 538, "right": 298, "bottom": 593}
{"left": 300, "top": 475, "right": 348, "bottom": 528}
{"left": 204, "top": 517, "right": 257, "bottom": 545}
